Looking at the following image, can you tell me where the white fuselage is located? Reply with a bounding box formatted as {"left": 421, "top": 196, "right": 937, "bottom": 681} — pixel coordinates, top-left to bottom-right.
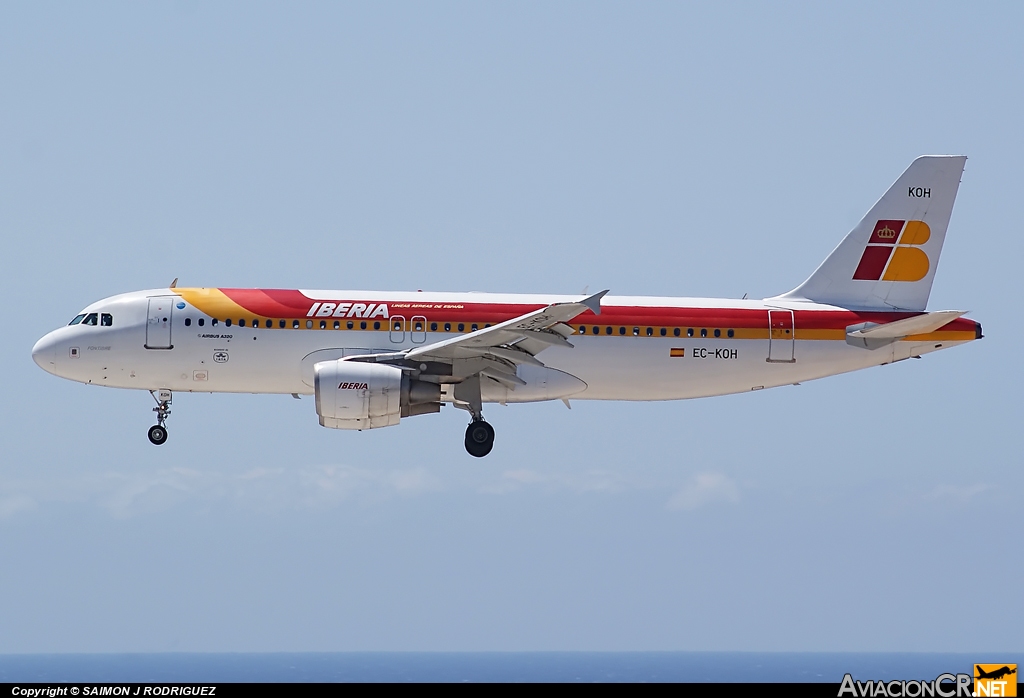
{"left": 31, "top": 288, "right": 977, "bottom": 404}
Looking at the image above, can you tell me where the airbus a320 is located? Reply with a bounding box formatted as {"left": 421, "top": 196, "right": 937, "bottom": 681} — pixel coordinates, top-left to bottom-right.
{"left": 32, "top": 156, "right": 981, "bottom": 456}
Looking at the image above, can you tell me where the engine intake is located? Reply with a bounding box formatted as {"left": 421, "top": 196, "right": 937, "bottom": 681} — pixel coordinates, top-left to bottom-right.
{"left": 314, "top": 359, "right": 441, "bottom": 430}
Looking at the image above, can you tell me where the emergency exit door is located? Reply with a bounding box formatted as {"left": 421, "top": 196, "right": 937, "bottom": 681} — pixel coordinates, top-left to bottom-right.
{"left": 146, "top": 297, "right": 174, "bottom": 349}
{"left": 767, "top": 309, "right": 795, "bottom": 363}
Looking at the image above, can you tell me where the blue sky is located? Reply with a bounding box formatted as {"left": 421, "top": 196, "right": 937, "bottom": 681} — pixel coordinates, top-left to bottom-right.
{"left": 0, "top": 1, "right": 1020, "bottom": 651}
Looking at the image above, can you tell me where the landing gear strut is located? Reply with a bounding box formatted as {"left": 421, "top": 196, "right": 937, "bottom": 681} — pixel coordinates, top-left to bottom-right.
{"left": 454, "top": 374, "right": 495, "bottom": 457}
{"left": 148, "top": 389, "right": 171, "bottom": 445}
{"left": 465, "top": 419, "right": 495, "bottom": 458}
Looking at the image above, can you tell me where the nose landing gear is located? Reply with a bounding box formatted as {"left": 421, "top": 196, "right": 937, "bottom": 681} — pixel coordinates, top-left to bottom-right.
{"left": 148, "top": 389, "right": 171, "bottom": 445}
{"left": 148, "top": 424, "right": 168, "bottom": 445}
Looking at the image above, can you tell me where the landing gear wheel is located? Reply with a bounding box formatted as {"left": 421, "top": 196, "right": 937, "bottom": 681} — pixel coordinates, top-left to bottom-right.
{"left": 148, "top": 389, "right": 172, "bottom": 446}
{"left": 148, "top": 424, "right": 168, "bottom": 445}
{"left": 464, "top": 420, "right": 494, "bottom": 458}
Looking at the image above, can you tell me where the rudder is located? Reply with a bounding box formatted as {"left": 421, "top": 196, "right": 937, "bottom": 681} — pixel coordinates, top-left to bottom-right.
{"left": 775, "top": 156, "right": 966, "bottom": 311}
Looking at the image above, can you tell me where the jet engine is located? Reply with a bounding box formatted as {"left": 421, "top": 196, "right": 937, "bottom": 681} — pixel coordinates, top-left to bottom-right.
{"left": 314, "top": 359, "right": 441, "bottom": 430}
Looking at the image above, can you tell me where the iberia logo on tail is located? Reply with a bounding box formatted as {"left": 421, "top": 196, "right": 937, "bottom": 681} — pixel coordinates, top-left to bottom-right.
{"left": 853, "top": 219, "right": 931, "bottom": 282}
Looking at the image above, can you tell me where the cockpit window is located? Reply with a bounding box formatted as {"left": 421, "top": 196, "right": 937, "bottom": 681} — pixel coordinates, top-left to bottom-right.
{"left": 82, "top": 313, "right": 98, "bottom": 326}
{"left": 101, "top": 313, "right": 113, "bottom": 327}
{"left": 68, "top": 314, "right": 86, "bottom": 326}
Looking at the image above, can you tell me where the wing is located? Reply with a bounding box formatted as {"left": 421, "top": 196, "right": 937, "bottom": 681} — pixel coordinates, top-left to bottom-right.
{"left": 405, "top": 289, "right": 608, "bottom": 365}
{"left": 344, "top": 290, "right": 607, "bottom": 389}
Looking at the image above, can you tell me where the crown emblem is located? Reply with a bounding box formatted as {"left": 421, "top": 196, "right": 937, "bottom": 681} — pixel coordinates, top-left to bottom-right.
{"left": 876, "top": 225, "right": 897, "bottom": 240}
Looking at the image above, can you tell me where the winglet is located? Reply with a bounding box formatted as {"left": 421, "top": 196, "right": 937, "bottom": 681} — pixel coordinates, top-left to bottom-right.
{"left": 581, "top": 290, "right": 608, "bottom": 315}
{"left": 169, "top": 278, "right": 178, "bottom": 289}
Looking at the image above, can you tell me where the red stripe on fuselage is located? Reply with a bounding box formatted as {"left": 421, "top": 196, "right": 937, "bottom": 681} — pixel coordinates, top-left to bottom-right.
{"left": 212, "top": 289, "right": 977, "bottom": 334}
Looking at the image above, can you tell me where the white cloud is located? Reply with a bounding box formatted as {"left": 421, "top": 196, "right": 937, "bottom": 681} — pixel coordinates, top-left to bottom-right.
{"left": 0, "top": 463, "right": 446, "bottom": 519}
{"left": 666, "top": 472, "right": 740, "bottom": 511}
{"left": 479, "top": 468, "right": 632, "bottom": 494}
{"left": 387, "top": 467, "right": 441, "bottom": 495}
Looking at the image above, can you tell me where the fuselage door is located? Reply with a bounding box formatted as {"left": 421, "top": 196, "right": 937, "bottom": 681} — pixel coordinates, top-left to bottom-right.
{"left": 389, "top": 315, "right": 406, "bottom": 343}
{"left": 411, "top": 315, "right": 427, "bottom": 344}
{"left": 767, "top": 309, "right": 795, "bottom": 363}
{"left": 146, "top": 297, "right": 174, "bottom": 350}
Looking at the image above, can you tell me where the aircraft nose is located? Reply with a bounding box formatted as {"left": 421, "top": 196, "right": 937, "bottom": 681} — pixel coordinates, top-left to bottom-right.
{"left": 32, "top": 333, "right": 58, "bottom": 374}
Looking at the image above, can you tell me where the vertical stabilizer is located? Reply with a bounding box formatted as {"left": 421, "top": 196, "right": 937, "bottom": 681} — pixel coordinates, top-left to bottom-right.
{"left": 775, "top": 156, "right": 966, "bottom": 311}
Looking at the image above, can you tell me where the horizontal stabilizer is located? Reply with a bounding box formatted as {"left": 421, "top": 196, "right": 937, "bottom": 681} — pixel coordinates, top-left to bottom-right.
{"left": 846, "top": 310, "right": 966, "bottom": 349}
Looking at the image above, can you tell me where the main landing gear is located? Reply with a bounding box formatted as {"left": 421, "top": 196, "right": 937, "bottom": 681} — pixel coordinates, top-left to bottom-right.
{"left": 453, "top": 374, "right": 495, "bottom": 457}
{"left": 465, "top": 419, "right": 495, "bottom": 458}
{"left": 148, "top": 389, "right": 171, "bottom": 445}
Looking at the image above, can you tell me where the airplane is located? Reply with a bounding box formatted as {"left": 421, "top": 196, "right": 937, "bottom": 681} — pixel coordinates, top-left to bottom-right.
{"left": 976, "top": 666, "right": 1016, "bottom": 681}
{"left": 32, "top": 156, "right": 981, "bottom": 457}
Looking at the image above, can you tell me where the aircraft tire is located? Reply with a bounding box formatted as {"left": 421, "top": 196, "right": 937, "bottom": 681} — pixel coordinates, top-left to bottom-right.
{"left": 464, "top": 420, "right": 494, "bottom": 458}
{"left": 148, "top": 424, "right": 168, "bottom": 446}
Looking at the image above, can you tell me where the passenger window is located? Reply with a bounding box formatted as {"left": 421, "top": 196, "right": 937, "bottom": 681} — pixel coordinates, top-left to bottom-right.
{"left": 101, "top": 313, "right": 113, "bottom": 327}
{"left": 687, "top": 328, "right": 694, "bottom": 337}
{"left": 320, "top": 320, "right": 327, "bottom": 329}
{"left": 185, "top": 318, "right": 192, "bottom": 327}
{"left": 714, "top": 329, "right": 721, "bottom": 338}
{"left": 605, "top": 327, "right": 612, "bottom": 335}
{"left": 292, "top": 320, "right": 300, "bottom": 329}
{"left": 212, "top": 319, "right": 219, "bottom": 326}
{"left": 83, "top": 313, "right": 98, "bottom": 326}
{"left": 279, "top": 320, "right": 285, "bottom": 328}
{"left": 360, "top": 321, "right": 367, "bottom": 330}
{"left": 430, "top": 322, "right": 437, "bottom": 331}
{"left": 239, "top": 319, "right": 246, "bottom": 327}
{"left": 414, "top": 322, "right": 423, "bottom": 331}
{"left": 225, "top": 319, "right": 232, "bottom": 327}
{"left": 444, "top": 323, "right": 451, "bottom": 332}
{"left": 471, "top": 324, "right": 478, "bottom": 331}
{"left": 253, "top": 319, "right": 259, "bottom": 328}
{"left": 265, "top": 320, "right": 272, "bottom": 329}
{"left": 632, "top": 327, "right": 639, "bottom": 336}
{"left": 594, "top": 326, "right": 600, "bottom": 334}
{"left": 198, "top": 318, "right": 205, "bottom": 327}
{"left": 347, "top": 321, "right": 354, "bottom": 330}
{"left": 306, "top": 320, "right": 313, "bottom": 329}
{"left": 673, "top": 328, "right": 680, "bottom": 337}
{"left": 393, "top": 321, "right": 402, "bottom": 331}
{"left": 68, "top": 314, "right": 86, "bottom": 326}
{"left": 458, "top": 323, "right": 465, "bottom": 332}
{"left": 660, "top": 328, "right": 667, "bottom": 337}
{"left": 619, "top": 327, "right": 626, "bottom": 335}
{"left": 579, "top": 326, "right": 586, "bottom": 334}
{"left": 646, "top": 327, "right": 653, "bottom": 336}
{"left": 373, "top": 321, "right": 381, "bottom": 330}
{"left": 727, "top": 329, "right": 735, "bottom": 338}
{"left": 700, "top": 328, "right": 707, "bottom": 337}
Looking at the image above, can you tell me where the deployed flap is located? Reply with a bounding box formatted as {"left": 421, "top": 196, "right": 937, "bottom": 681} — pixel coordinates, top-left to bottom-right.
{"left": 775, "top": 156, "right": 966, "bottom": 311}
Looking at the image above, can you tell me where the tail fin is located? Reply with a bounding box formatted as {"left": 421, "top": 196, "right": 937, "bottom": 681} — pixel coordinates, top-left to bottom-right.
{"left": 775, "top": 156, "right": 966, "bottom": 311}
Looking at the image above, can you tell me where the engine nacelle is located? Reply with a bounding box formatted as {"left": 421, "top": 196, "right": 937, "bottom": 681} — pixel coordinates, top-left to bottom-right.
{"left": 314, "top": 359, "right": 441, "bottom": 430}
